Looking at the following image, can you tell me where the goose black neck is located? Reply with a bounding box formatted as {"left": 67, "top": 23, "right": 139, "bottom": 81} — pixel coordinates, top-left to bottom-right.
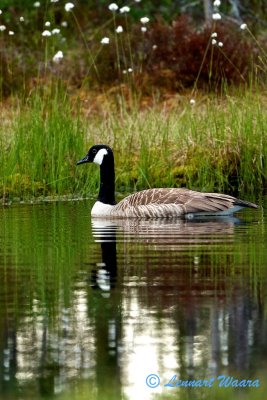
{"left": 98, "top": 156, "right": 116, "bottom": 205}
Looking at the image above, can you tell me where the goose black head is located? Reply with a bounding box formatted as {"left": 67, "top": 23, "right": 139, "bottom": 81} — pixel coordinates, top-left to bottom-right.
{"left": 77, "top": 145, "right": 113, "bottom": 166}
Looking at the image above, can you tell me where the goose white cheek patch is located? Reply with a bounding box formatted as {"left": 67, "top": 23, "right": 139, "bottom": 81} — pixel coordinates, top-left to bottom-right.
{"left": 93, "top": 148, "right": 108, "bottom": 165}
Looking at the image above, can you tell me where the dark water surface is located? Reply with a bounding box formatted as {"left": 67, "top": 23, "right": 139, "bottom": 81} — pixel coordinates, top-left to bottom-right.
{"left": 0, "top": 198, "right": 267, "bottom": 400}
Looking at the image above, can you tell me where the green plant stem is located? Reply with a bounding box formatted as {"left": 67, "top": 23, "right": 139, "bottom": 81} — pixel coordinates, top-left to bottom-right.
{"left": 70, "top": 10, "right": 100, "bottom": 79}
{"left": 191, "top": 37, "right": 211, "bottom": 97}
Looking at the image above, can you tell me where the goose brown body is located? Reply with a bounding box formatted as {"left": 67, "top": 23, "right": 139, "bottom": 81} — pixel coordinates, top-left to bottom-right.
{"left": 106, "top": 188, "right": 257, "bottom": 218}
{"left": 77, "top": 145, "right": 258, "bottom": 219}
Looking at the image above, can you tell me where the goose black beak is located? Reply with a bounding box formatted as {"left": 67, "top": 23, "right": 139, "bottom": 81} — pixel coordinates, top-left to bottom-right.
{"left": 77, "top": 155, "right": 90, "bottom": 165}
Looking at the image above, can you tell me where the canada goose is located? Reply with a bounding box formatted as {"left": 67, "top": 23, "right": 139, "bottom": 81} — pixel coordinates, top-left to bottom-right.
{"left": 77, "top": 144, "right": 258, "bottom": 219}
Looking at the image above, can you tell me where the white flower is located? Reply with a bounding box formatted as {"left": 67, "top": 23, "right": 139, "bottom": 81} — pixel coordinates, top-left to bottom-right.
{"left": 211, "top": 39, "right": 217, "bottom": 45}
{"left": 51, "top": 0, "right": 59, "bottom": 3}
{"left": 52, "top": 28, "right": 60, "bottom": 34}
{"left": 212, "top": 13, "right": 221, "bottom": 20}
{"left": 101, "top": 37, "right": 110, "bottom": 44}
{"left": 141, "top": 26, "right": 147, "bottom": 33}
{"left": 61, "top": 21, "right": 68, "bottom": 27}
{"left": 213, "top": 0, "right": 221, "bottom": 7}
{"left": 128, "top": 68, "right": 133, "bottom": 73}
{"left": 135, "top": 0, "right": 141, "bottom": 2}
{"left": 19, "top": 16, "right": 25, "bottom": 22}
{"left": 65, "top": 2, "right": 74, "bottom": 12}
{"left": 53, "top": 50, "right": 63, "bottom": 63}
{"left": 190, "top": 99, "right": 196, "bottom": 105}
{"left": 122, "top": 70, "right": 127, "bottom": 74}
{"left": 140, "top": 16, "right": 149, "bottom": 24}
{"left": 0, "top": 25, "right": 6, "bottom": 31}
{"left": 108, "top": 3, "right": 118, "bottom": 11}
{"left": 9, "top": 31, "right": 14, "bottom": 35}
{"left": 45, "top": 21, "right": 51, "bottom": 27}
{"left": 0, "top": 10, "right": 2, "bottom": 14}
{"left": 116, "top": 25, "right": 123, "bottom": 33}
{"left": 120, "top": 6, "right": 130, "bottom": 13}
{"left": 152, "top": 44, "right": 157, "bottom": 50}
{"left": 42, "top": 30, "right": 51, "bottom": 37}
{"left": 240, "top": 23, "right": 247, "bottom": 30}
{"left": 211, "top": 32, "right": 217, "bottom": 38}
{"left": 33, "top": 1, "right": 41, "bottom": 7}
{"left": 218, "top": 41, "right": 223, "bottom": 47}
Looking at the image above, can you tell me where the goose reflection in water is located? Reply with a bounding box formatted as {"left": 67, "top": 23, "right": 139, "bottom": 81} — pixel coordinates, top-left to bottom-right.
{"left": 89, "top": 216, "right": 265, "bottom": 379}
{"left": 90, "top": 225, "right": 117, "bottom": 293}
{"left": 90, "top": 216, "right": 244, "bottom": 293}
{"left": 91, "top": 216, "right": 242, "bottom": 245}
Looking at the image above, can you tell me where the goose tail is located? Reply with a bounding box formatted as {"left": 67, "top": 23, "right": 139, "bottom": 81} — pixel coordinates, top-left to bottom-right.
{"left": 235, "top": 198, "right": 258, "bottom": 209}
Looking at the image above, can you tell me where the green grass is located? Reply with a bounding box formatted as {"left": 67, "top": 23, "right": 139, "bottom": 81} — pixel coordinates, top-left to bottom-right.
{"left": 0, "top": 84, "right": 88, "bottom": 199}
{"left": 0, "top": 87, "right": 266, "bottom": 201}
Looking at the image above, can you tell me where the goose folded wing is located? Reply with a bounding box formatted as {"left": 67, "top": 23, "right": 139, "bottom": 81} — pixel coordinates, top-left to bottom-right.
{"left": 115, "top": 188, "right": 237, "bottom": 214}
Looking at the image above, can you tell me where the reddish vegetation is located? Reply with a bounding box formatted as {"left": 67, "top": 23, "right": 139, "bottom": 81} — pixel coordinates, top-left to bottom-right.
{"left": 140, "top": 17, "right": 256, "bottom": 89}
{"left": 89, "top": 16, "right": 262, "bottom": 94}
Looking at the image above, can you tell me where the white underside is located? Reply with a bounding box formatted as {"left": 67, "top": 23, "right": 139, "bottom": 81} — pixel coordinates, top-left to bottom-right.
{"left": 91, "top": 201, "right": 114, "bottom": 217}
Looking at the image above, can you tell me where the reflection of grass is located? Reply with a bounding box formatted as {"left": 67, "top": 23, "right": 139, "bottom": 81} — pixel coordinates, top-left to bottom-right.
{"left": 56, "top": 372, "right": 267, "bottom": 400}
{"left": 1, "top": 88, "right": 266, "bottom": 200}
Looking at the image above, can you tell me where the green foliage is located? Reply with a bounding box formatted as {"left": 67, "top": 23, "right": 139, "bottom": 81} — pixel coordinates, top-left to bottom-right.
{"left": 1, "top": 0, "right": 32, "bottom": 8}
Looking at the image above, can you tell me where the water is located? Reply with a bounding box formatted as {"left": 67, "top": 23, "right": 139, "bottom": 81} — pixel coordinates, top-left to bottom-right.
{"left": 0, "top": 198, "right": 266, "bottom": 400}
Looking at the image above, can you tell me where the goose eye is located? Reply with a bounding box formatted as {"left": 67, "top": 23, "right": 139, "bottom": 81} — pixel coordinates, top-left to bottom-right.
{"left": 92, "top": 149, "right": 97, "bottom": 154}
